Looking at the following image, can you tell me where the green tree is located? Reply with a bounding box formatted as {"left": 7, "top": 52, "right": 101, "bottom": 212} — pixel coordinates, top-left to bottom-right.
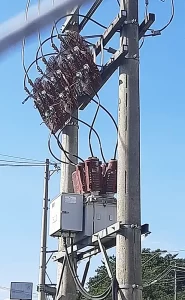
{"left": 87, "top": 249, "right": 185, "bottom": 300}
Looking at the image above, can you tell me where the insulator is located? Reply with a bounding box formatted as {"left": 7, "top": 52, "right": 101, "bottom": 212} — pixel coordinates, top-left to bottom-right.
{"left": 72, "top": 163, "right": 86, "bottom": 194}
{"left": 28, "top": 30, "right": 102, "bottom": 133}
{"left": 103, "top": 159, "right": 117, "bottom": 194}
{"left": 85, "top": 157, "right": 102, "bottom": 193}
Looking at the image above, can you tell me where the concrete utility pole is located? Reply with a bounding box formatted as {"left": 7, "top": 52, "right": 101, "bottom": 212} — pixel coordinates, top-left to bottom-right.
{"left": 116, "top": 0, "right": 142, "bottom": 300}
{"left": 57, "top": 11, "right": 79, "bottom": 298}
{"left": 57, "top": 112, "right": 78, "bottom": 300}
{"left": 38, "top": 159, "right": 50, "bottom": 300}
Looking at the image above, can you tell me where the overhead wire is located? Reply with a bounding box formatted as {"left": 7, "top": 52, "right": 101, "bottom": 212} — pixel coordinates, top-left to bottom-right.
{"left": 0, "top": 153, "right": 46, "bottom": 163}
{"left": 158, "top": 0, "right": 175, "bottom": 32}
{"left": 22, "top": 0, "right": 32, "bottom": 88}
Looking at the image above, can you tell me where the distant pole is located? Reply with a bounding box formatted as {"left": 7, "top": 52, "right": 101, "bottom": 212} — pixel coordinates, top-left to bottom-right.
{"left": 38, "top": 159, "right": 50, "bottom": 300}
{"left": 116, "top": 0, "right": 142, "bottom": 300}
{"left": 174, "top": 262, "right": 177, "bottom": 300}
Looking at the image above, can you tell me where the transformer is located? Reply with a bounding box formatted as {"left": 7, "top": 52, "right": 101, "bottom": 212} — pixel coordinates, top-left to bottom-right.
{"left": 75, "top": 195, "right": 117, "bottom": 243}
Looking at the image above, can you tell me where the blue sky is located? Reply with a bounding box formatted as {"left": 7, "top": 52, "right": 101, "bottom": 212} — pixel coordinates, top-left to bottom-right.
{"left": 0, "top": 0, "right": 185, "bottom": 299}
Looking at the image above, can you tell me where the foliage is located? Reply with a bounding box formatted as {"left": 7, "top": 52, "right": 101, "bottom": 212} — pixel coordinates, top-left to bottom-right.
{"left": 86, "top": 249, "right": 185, "bottom": 300}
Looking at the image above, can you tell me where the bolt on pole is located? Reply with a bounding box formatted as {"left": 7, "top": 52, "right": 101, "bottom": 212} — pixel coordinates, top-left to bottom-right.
{"left": 38, "top": 159, "right": 50, "bottom": 300}
{"left": 116, "top": 0, "right": 142, "bottom": 299}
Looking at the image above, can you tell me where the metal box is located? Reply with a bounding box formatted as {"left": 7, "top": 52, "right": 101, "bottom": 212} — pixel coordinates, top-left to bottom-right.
{"left": 75, "top": 199, "right": 117, "bottom": 242}
{"left": 49, "top": 193, "right": 83, "bottom": 237}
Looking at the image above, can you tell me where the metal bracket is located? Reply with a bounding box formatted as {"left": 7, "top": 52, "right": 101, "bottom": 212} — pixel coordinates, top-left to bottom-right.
{"left": 37, "top": 284, "right": 56, "bottom": 296}
{"left": 119, "top": 284, "right": 143, "bottom": 290}
{"left": 95, "top": 10, "right": 127, "bottom": 57}
{"left": 139, "top": 13, "right": 155, "bottom": 40}
{"left": 53, "top": 222, "right": 150, "bottom": 262}
{"left": 79, "top": 0, "right": 103, "bottom": 31}
{"left": 79, "top": 45, "right": 128, "bottom": 110}
{"left": 97, "top": 235, "right": 113, "bottom": 280}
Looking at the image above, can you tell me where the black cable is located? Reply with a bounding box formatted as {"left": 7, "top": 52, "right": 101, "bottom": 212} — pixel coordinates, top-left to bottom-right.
{"left": 88, "top": 94, "right": 101, "bottom": 158}
{"left": 149, "top": 0, "right": 175, "bottom": 34}
{"left": 159, "top": 0, "right": 175, "bottom": 32}
{"left": 71, "top": 115, "right": 106, "bottom": 164}
{"left": 64, "top": 238, "right": 113, "bottom": 300}
{"left": 90, "top": 97, "right": 118, "bottom": 159}
{"left": 54, "top": 131, "right": 84, "bottom": 163}
{"left": 48, "top": 134, "right": 75, "bottom": 165}
{"left": 0, "top": 153, "right": 46, "bottom": 163}
{"left": 0, "top": 159, "right": 44, "bottom": 164}
{"left": 139, "top": 37, "right": 145, "bottom": 49}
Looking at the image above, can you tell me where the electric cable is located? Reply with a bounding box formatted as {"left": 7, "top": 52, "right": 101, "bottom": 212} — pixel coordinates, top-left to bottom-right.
{"left": 88, "top": 94, "right": 101, "bottom": 158}
{"left": 143, "top": 265, "right": 173, "bottom": 287}
{"left": 22, "top": 0, "right": 32, "bottom": 88}
{"left": 71, "top": 115, "right": 106, "bottom": 163}
{"left": 48, "top": 133, "right": 75, "bottom": 165}
{"left": 90, "top": 97, "right": 118, "bottom": 159}
{"left": 158, "top": 0, "right": 175, "bottom": 32}
{"left": 139, "top": 37, "right": 145, "bottom": 49}
{"left": 0, "top": 159, "right": 44, "bottom": 164}
{"left": 55, "top": 131, "right": 84, "bottom": 163}
{"left": 64, "top": 238, "right": 113, "bottom": 300}
{"left": 148, "top": 0, "right": 175, "bottom": 35}
{"left": 0, "top": 153, "right": 46, "bottom": 163}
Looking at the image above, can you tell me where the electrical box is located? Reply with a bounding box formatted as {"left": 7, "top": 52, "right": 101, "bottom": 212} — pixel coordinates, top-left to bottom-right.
{"left": 75, "top": 198, "right": 117, "bottom": 243}
{"left": 49, "top": 193, "right": 83, "bottom": 237}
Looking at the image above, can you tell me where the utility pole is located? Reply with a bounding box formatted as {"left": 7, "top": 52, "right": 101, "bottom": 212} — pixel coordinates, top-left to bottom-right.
{"left": 116, "top": 1, "right": 142, "bottom": 300}
{"left": 57, "top": 13, "right": 79, "bottom": 300}
{"left": 38, "top": 159, "right": 50, "bottom": 300}
{"left": 174, "top": 262, "right": 177, "bottom": 300}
